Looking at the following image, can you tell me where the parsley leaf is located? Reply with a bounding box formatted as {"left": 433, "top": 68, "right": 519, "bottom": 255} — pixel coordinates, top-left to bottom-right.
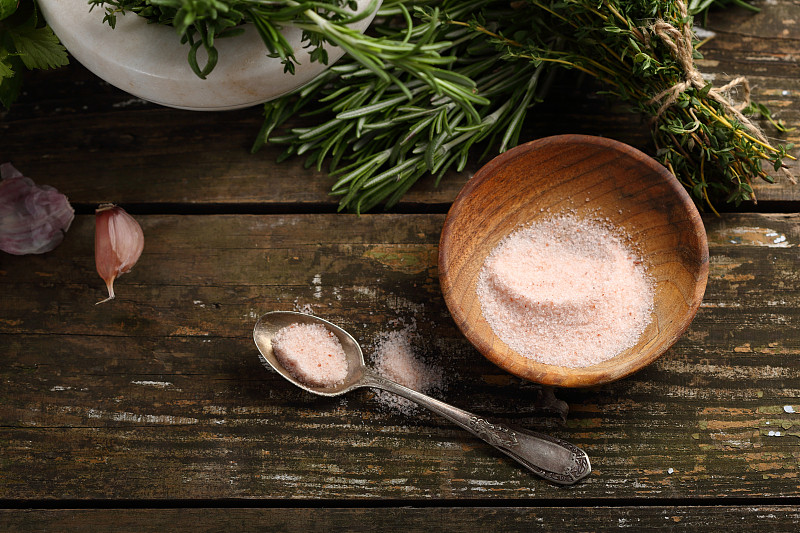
{"left": 7, "top": 10, "right": 68, "bottom": 70}
{"left": 0, "top": 1, "right": 68, "bottom": 108}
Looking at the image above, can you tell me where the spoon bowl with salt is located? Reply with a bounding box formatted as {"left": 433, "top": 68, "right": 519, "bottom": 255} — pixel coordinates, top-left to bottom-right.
{"left": 254, "top": 310, "right": 591, "bottom": 485}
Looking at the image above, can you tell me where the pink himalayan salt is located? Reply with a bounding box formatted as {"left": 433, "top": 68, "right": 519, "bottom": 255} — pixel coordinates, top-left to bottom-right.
{"left": 372, "top": 328, "right": 443, "bottom": 414}
{"left": 477, "top": 214, "right": 653, "bottom": 368}
{"left": 272, "top": 323, "right": 349, "bottom": 387}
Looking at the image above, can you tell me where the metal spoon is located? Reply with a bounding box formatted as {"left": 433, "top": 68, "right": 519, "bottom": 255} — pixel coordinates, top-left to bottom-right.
{"left": 253, "top": 311, "right": 591, "bottom": 485}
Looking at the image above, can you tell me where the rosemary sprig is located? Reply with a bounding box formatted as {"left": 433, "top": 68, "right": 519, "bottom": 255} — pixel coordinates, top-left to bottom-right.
{"left": 88, "top": 0, "right": 377, "bottom": 78}
{"left": 88, "top": 0, "right": 485, "bottom": 120}
{"left": 255, "top": 0, "right": 794, "bottom": 212}
{"left": 254, "top": 0, "right": 547, "bottom": 213}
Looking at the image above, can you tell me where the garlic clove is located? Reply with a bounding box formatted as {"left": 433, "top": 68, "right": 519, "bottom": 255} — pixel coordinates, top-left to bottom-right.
{"left": 0, "top": 162, "right": 75, "bottom": 255}
{"left": 95, "top": 204, "right": 144, "bottom": 304}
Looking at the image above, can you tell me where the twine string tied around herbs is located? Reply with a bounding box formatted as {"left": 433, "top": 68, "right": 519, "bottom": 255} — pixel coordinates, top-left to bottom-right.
{"left": 645, "top": 1, "right": 767, "bottom": 144}
{"left": 645, "top": 0, "right": 795, "bottom": 184}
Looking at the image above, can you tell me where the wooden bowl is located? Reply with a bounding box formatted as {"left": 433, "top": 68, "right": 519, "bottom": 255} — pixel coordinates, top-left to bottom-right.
{"left": 439, "top": 135, "right": 709, "bottom": 387}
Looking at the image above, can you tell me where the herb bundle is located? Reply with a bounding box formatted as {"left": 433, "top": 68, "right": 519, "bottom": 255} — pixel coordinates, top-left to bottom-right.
{"left": 6, "top": 0, "right": 792, "bottom": 212}
{"left": 253, "top": 0, "right": 795, "bottom": 213}
{"left": 88, "top": 0, "right": 381, "bottom": 78}
{"left": 88, "top": 0, "right": 482, "bottom": 114}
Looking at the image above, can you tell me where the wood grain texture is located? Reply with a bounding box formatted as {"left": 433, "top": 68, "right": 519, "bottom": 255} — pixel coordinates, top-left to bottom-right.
{"left": 701, "top": 1, "right": 800, "bottom": 201}
{"left": 2, "top": 506, "right": 800, "bottom": 532}
{"left": 0, "top": 1, "right": 799, "bottom": 522}
{"left": 1, "top": 213, "right": 799, "bottom": 501}
{"left": 0, "top": 2, "right": 796, "bottom": 209}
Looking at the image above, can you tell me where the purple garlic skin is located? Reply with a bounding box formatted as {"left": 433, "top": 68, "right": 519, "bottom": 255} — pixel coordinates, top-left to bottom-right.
{"left": 0, "top": 163, "right": 75, "bottom": 255}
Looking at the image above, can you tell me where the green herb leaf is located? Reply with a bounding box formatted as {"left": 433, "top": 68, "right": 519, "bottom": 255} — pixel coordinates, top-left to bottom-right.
{"left": 0, "top": 0, "right": 19, "bottom": 21}
{"left": 7, "top": 10, "right": 68, "bottom": 70}
{"left": 255, "top": 0, "right": 792, "bottom": 212}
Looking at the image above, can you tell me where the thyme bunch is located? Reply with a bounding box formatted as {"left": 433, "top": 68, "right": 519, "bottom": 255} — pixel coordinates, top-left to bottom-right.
{"left": 484, "top": 0, "right": 795, "bottom": 211}
{"left": 255, "top": 0, "right": 794, "bottom": 212}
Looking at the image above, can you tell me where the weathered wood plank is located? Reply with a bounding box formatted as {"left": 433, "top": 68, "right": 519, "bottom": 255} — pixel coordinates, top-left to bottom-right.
{"left": 700, "top": 1, "right": 800, "bottom": 201}
{"left": 1, "top": 506, "right": 800, "bottom": 532}
{"left": 1, "top": 2, "right": 796, "bottom": 207}
{"left": 1, "top": 213, "right": 799, "bottom": 500}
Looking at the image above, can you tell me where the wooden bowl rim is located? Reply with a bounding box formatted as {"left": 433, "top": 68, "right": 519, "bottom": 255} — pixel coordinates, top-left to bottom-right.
{"left": 439, "top": 134, "right": 709, "bottom": 387}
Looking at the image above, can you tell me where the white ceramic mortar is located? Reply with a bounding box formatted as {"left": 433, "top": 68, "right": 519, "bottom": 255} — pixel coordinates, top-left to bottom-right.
{"left": 38, "top": 0, "right": 378, "bottom": 110}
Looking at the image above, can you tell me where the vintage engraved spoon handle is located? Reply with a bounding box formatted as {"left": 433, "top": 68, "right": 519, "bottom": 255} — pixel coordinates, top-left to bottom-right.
{"left": 254, "top": 311, "right": 591, "bottom": 486}
{"left": 361, "top": 371, "right": 591, "bottom": 485}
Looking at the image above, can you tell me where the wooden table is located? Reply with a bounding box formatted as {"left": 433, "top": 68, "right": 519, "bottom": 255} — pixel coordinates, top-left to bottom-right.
{"left": 2, "top": 2, "right": 800, "bottom": 530}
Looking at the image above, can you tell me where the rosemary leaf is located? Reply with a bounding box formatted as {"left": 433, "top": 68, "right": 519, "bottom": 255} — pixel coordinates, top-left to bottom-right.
{"left": 255, "top": 0, "right": 794, "bottom": 212}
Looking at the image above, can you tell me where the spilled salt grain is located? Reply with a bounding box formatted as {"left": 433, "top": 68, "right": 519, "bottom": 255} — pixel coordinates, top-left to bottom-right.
{"left": 371, "top": 327, "right": 443, "bottom": 415}
{"left": 292, "top": 298, "right": 315, "bottom": 315}
{"left": 477, "top": 213, "right": 653, "bottom": 368}
{"left": 271, "top": 323, "right": 348, "bottom": 387}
